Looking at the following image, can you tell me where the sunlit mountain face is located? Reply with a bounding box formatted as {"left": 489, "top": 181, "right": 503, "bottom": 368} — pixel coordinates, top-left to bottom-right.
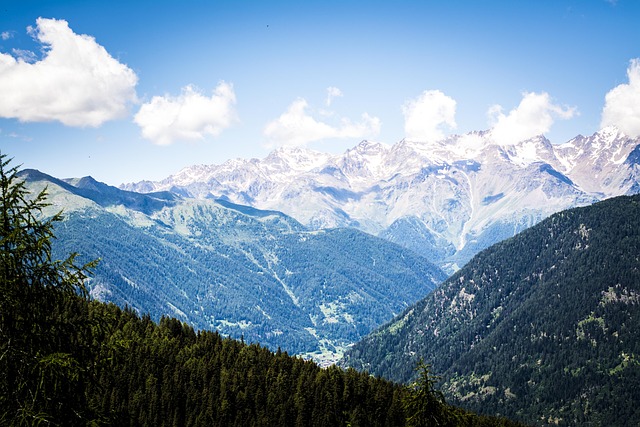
{"left": 123, "top": 127, "right": 640, "bottom": 272}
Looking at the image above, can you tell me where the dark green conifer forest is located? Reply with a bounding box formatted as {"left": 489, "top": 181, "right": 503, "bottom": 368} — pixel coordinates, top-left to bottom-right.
{"left": 342, "top": 191, "right": 640, "bottom": 426}
{"left": 0, "top": 154, "right": 523, "bottom": 426}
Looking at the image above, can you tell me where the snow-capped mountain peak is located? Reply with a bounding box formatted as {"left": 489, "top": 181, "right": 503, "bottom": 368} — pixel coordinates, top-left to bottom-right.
{"left": 551, "top": 126, "right": 639, "bottom": 193}
{"left": 502, "top": 135, "right": 555, "bottom": 167}
{"left": 264, "top": 145, "right": 331, "bottom": 173}
{"left": 596, "top": 124, "right": 626, "bottom": 141}
{"left": 334, "top": 140, "right": 392, "bottom": 182}
{"left": 589, "top": 126, "right": 629, "bottom": 164}
{"left": 123, "top": 128, "right": 640, "bottom": 271}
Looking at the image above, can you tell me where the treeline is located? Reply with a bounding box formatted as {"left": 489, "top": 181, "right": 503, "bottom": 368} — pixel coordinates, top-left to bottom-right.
{"left": 78, "top": 303, "right": 409, "bottom": 426}
{"left": 3, "top": 295, "right": 526, "bottom": 426}
{"left": 1, "top": 154, "right": 524, "bottom": 426}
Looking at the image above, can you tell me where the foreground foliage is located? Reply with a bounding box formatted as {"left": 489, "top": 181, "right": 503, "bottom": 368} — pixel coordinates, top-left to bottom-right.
{"left": 0, "top": 155, "right": 523, "bottom": 426}
{"left": 0, "top": 155, "right": 96, "bottom": 425}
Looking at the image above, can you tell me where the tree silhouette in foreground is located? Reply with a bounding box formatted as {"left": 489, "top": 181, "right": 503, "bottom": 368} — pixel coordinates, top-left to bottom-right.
{"left": 0, "top": 153, "right": 96, "bottom": 425}
{"left": 403, "top": 359, "right": 455, "bottom": 427}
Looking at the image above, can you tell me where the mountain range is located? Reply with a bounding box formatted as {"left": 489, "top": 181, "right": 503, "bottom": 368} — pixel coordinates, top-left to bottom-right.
{"left": 122, "top": 126, "right": 640, "bottom": 272}
{"left": 340, "top": 194, "right": 640, "bottom": 426}
{"left": 21, "top": 169, "right": 445, "bottom": 364}
{"left": 14, "top": 125, "right": 640, "bottom": 424}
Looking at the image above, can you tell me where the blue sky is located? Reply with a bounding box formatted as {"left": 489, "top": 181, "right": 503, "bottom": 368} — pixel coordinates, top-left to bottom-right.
{"left": 0, "top": 0, "right": 639, "bottom": 185}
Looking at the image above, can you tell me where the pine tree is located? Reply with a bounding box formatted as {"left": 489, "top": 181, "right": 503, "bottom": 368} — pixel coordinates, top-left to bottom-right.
{"left": 403, "top": 359, "right": 455, "bottom": 427}
{"left": 0, "top": 154, "right": 96, "bottom": 426}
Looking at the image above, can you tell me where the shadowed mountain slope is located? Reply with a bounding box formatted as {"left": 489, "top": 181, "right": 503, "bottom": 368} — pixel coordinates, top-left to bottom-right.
{"left": 341, "top": 194, "right": 640, "bottom": 426}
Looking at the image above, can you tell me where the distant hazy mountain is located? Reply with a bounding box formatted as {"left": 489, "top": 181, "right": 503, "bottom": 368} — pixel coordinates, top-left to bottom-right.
{"left": 122, "top": 127, "right": 640, "bottom": 272}
{"left": 21, "top": 169, "right": 445, "bottom": 364}
{"left": 340, "top": 194, "right": 640, "bottom": 426}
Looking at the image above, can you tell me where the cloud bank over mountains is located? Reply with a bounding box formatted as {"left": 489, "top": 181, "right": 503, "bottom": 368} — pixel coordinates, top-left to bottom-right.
{"left": 402, "top": 90, "right": 457, "bottom": 142}
{"left": 263, "top": 96, "right": 381, "bottom": 147}
{"left": 489, "top": 92, "right": 577, "bottom": 146}
{"left": 0, "top": 18, "right": 638, "bottom": 148}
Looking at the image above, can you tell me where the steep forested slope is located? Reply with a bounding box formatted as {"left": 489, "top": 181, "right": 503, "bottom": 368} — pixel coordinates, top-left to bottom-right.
{"left": 341, "top": 195, "right": 640, "bottom": 426}
{"left": 5, "top": 292, "right": 527, "bottom": 427}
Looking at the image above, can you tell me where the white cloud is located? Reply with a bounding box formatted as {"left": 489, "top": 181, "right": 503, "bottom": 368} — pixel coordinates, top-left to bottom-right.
{"left": 489, "top": 92, "right": 576, "bottom": 145}
{"left": 134, "top": 82, "right": 237, "bottom": 146}
{"left": 263, "top": 98, "right": 380, "bottom": 147}
{"left": 601, "top": 59, "right": 640, "bottom": 137}
{"left": 1, "top": 31, "right": 12, "bottom": 41}
{"left": 402, "top": 90, "right": 457, "bottom": 142}
{"left": 11, "top": 48, "right": 37, "bottom": 63}
{"left": 326, "top": 86, "right": 343, "bottom": 107}
{"left": 0, "top": 18, "right": 138, "bottom": 127}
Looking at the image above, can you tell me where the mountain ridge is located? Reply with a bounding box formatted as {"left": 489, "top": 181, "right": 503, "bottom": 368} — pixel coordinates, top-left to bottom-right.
{"left": 340, "top": 193, "right": 640, "bottom": 425}
{"left": 122, "top": 127, "right": 640, "bottom": 271}
{"left": 22, "top": 169, "right": 446, "bottom": 364}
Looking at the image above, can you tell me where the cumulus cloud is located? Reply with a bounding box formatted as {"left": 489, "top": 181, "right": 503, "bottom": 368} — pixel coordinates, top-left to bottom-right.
{"left": 489, "top": 92, "right": 576, "bottom": 145}
{"left": 325, "top": 86, "right": 343, "bottom": 107}
{"left": 263, "top": 98, "right": 380, "bottom": 147}
{"left": 600, "top": 59, "right": 640, "bottom": 137}
{"left": 1, "top": 31, "right": 12, "bottom": 41}
{"left": 134, "top": 82, "right": 237, "bottom": 146}
{"left": 0, "top": 18, "right": 138, "bottom": 127}
{"left": 402, "top": 90, "right": 457, "bottom": 142}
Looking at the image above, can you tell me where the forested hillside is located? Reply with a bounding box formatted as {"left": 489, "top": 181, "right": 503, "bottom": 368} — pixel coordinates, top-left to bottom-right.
{"left": 341, "top": 194, "right": 640, "bottom": 426}
{"left": 0, "top": 155, "right": 523, "bottom": 426}
{"left": 3, "top": 296, "right": 526, "bottom": 427}
{"left": 19, "top": 168, "right": 445, "bottom": 363}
